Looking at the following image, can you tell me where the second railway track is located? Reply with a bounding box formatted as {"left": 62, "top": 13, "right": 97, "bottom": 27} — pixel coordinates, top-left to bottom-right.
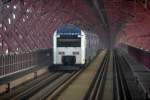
{"left": 84, "top": 50, "right": 112, "bottom": 100}
{"left": 29, "top": 70, "right": 82, "bottom": 100}
{"left": 1, "top": 68, "right": 83, "bottom": 100}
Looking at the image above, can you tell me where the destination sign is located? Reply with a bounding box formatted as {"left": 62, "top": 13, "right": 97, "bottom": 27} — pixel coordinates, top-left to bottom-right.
{"left": 57, "top": 24, "right": 81, "bottom": 35}
{"left": 58, "top": 33, "right": 80, "bottom": 35}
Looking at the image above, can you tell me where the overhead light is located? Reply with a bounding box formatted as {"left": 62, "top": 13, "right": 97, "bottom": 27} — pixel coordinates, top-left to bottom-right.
{"left": 13, "top": 5, "right": 17, "bottom": 9}
{"left": 0, "top": 24, "right": 2, "bottom": 28}
{"left": 8, "top": 18, "right": 11, "bottom": 24}
{"left": 12, "top": 13, "right": 16, "bottom": 19}
{"left": 26, "top": 8, "right": 30, "bottom": 13}
{"left": 4, "top": 26, "right": 7, "bottom": 31}
{"left": 26, "top": 15, "right": 29, "bottom": 19}
{"left": 19, "top": 34, "right": 23, "bottom": 39}
{"left": 5, "top": 49, "right": 8, "bottom": 54}
{"left": 6, "top": 5, "right": 10, "bottom": 8}
{"left": 23, "top": 18, "right": 25, "bottom": 22}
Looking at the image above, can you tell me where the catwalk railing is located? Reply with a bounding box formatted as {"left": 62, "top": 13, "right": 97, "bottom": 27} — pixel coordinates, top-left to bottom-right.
{"left": 0, "top": 49, "right": 52, "bottom": 78}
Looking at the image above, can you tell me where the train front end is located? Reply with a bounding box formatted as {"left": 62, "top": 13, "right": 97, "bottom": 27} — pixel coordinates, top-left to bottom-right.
{"left": 52, "top": 24, "right": 86, "bottom": 70}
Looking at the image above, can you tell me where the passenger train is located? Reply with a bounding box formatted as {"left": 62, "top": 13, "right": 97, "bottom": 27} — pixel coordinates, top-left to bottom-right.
{"left": 52, "top": 24, "right": 100, "bottom": 70}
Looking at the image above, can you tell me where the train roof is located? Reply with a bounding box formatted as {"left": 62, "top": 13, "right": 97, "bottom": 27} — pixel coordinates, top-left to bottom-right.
{"left": 57, "top": 24, "right": 81, "bottom": 35}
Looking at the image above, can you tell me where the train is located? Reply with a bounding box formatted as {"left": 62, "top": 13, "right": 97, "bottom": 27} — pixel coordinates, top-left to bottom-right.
{"left": 52, "top": 24, "right": 100, "bottom": 70}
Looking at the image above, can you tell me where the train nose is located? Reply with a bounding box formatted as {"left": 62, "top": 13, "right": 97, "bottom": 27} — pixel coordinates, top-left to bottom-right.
{"left": 62, "top": 56, "right": 76, "bottom": 65}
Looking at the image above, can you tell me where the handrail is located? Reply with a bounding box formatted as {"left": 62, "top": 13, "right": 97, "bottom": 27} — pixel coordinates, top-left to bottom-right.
{"left": 0, "top": 49, "right": 52, "bottom": 77}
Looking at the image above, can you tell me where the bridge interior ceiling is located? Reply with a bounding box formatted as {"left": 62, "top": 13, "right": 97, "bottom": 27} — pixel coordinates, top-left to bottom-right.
{"left": 0, "top": 0, "right": 150, "bottom": 52}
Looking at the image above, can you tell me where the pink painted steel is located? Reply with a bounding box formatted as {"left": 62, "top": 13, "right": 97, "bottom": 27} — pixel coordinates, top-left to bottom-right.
{"left": 117, "top": 1, "right": 150, "bottom": 50}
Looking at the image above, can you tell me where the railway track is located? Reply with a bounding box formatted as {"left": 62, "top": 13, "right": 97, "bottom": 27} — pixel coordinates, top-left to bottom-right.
{"left": 84, "top": 51, "right": 112, "bottom": 100}
{"left": 1, "top": 72, "right": 53, "bottom": 99}
{"left": 1, "top": 69, "right": 83, "bottom": 100}
{"left": 113, "top": 50, "right": 132, "bottom": 100}
{"left": 29, "top": 70, "right": 82, "bottom": 100}
{"left": 114, "top": 50, "right": 146, "bottom": 100}
{"left": 83, "top": 50, "right": 145, "bottom": 100}
{"left": 2, "top": 72, "right": 64, "bottom": 99}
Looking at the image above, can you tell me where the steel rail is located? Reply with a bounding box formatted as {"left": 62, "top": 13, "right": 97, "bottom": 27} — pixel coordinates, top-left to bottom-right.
{"left": 95, "top": 53, "right": 109, "bottom": 100}
{"left": 48, "top": 69, "right": 83, "bottom": 100}
{"left": 2, "top": 72, "right": 53, "bottom": 99}
{"left": 84, "top": 51, "right": 110, "bottom": 100}
{"left": 113, "top": 50, "right": 132, "bottom": 100}
{"left": 13, "top": 72, "right": 64, "bottom": 100}
{"left": 29, "top": 72, "right": 77, "bottom": 100}
{"left": 113, "top": 53, "right": 120, "bottom": 100}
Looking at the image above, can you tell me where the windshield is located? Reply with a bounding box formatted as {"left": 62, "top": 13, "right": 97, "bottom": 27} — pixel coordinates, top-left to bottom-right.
{"left": 57, "top": 35, "right": 81, "bottom": 47}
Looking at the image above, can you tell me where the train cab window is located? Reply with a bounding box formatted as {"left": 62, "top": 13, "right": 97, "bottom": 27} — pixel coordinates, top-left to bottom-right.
{"left": 57, "top": 35, "right": 81, "bottom": 47}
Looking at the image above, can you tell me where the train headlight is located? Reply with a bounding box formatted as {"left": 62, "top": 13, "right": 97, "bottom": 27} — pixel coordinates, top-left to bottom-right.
{"left": 78, "top": 35, "right": 81, "bottom": 37}
{"left": 73, "top": 52, "right": 79, "bottom": 55}
{"left": 58, "top": 52, "right": 65, "bottom": 55}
